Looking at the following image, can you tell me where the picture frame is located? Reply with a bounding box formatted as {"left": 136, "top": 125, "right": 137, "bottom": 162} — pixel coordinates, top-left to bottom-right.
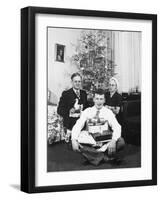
{"left": 21, "top": 6, "right": 157, "bottom": 193}
{"left": 55, "top": 43, "right": 65, "bottom": 62}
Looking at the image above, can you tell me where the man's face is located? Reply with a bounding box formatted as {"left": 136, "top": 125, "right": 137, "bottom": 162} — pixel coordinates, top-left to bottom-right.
{"left": 93, "top": 94, "right": 105, "bottom": 109}
{"left": 72, "top": 75, "right": 82, "bottom": 90}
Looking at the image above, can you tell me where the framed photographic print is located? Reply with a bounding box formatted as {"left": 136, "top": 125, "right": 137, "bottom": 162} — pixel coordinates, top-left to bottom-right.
{"left": 55, "top": 43, "right": 65, "bottom": 62}
{"left": 21, "top": 6, "right": 157, "bottom": 193}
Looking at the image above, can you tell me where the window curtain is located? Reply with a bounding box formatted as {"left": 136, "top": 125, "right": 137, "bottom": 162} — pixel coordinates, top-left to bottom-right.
{"left": 112, "top": 31, "right": 141, "bottom": 93}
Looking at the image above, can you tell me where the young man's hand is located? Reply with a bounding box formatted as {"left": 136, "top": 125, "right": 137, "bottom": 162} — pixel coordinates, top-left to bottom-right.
{"left": 71, "top": 139, "right": 80, "bottom": 152}
{"left": 108, "top": 139, "right": 116, "bottom": 155}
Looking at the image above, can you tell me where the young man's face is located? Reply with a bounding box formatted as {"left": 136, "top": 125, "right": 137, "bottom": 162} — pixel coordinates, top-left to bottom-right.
{"left": 72, "top": 75, "right": 82, "bottom": 90}
{"left": 93, "top": 94, "right": 105, "bottom": 109}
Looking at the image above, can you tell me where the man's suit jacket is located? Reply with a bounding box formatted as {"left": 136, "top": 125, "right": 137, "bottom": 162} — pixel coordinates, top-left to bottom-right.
{"left": 57, "top": 88, "right": 88, "bottom": 130}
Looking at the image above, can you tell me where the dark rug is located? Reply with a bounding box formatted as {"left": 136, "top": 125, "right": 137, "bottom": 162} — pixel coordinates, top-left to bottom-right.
{"left": 47, "top": 141, "right": 141, "bottom": 172}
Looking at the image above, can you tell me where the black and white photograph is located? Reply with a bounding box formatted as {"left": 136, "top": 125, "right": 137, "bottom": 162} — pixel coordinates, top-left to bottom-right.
{"left": 47, "top": 27, "right": 141, "bottom": 172}
{"left": 21, "top": 7, "right": 157, "bottom": 193}
{"left": 55, "top": 43, "right": 65, "bottom": 62}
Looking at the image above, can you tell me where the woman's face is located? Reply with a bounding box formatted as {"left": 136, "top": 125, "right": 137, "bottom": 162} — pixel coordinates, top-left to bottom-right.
{"left": 109, "top": 79, "right": 117, "bottom": 93}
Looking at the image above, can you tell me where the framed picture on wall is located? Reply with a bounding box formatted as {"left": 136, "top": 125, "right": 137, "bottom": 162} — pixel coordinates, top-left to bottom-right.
{"left": 21, "top": 6, "right": 157, "bottom": 193}
{"left": 55, "top": 43, "right": 65, "bottom": 62}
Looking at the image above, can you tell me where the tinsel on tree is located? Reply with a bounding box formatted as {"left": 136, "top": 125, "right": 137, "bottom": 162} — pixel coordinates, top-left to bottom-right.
{"left": 71, "top": 30, "right": 117, "bottom": 93}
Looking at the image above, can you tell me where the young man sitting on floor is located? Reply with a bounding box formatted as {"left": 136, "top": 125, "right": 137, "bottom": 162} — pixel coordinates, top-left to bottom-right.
{"left": 71, "top": 89, "right": 125, "bottom": 166}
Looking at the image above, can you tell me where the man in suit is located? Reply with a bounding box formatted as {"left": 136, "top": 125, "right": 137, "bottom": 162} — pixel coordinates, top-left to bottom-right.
{"left": 57, "top": 73, "right": 88, "bottom": 131}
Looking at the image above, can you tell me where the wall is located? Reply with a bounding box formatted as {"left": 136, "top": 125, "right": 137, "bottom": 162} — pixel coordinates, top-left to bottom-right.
{"left": 48, "top": 28, "right": 141, "bottom": 103}
{"left": 0, "top": 0, "right": 160, "bottom": 200}
{"left": 48, "top": 28, "right": 81, "bottom": 103}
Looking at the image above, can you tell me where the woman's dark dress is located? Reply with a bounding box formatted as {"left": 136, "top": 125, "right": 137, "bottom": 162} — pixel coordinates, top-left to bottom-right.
{"left": 105, "top": 91, "right": 122, "bottom": 124}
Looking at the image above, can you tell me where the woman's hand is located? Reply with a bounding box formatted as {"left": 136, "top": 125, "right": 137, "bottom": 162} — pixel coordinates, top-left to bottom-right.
{"left": 105, "top": 105, "right": 120, "bottom": 115}
{"left": 111, "top": 106, "right": 120, "bottom": 115}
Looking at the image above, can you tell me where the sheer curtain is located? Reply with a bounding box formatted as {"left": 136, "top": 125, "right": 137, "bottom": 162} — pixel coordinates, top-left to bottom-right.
{"left": 112, "top": 31, "right": 141, "bottom": 93}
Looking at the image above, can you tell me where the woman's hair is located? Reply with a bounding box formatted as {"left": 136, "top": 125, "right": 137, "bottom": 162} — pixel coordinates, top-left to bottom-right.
{"left": 109, "top": 77, "right": 119, "bottom": 90}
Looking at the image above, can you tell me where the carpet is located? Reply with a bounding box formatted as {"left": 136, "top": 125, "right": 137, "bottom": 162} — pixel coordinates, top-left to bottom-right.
{"left": 47, "top": 141, "right": 141, "bottom": 172}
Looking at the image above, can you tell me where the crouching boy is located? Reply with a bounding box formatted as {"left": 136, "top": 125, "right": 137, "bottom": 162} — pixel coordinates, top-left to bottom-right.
{"left": 71, "top": 89, "right": 125, "bottom": 166}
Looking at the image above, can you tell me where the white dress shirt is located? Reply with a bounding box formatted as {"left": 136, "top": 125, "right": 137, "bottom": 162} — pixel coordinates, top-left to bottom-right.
{"left": 71, "top": 106, "right": 121, "bottom": 142}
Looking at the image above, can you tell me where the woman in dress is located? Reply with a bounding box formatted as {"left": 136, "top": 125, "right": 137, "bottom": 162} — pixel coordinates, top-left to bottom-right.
{"left": 105, "top": 77, "right": 122, "bottom": 124}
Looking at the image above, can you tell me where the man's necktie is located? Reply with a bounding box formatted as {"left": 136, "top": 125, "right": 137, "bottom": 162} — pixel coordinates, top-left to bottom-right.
{"left": 75, "top": 90, "right": 80, "bottom": 98}
{"left": 95, "top": 109, "right": 100, "bottom": 118}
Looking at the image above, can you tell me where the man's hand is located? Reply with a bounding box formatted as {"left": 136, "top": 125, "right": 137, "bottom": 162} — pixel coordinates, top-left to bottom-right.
{"left": 70, "top": 108, "right": 75, "bottom": 114}
{"left": 71, "top": 139, "right": 80, "bottom": 152}
{"left": 108, "top": 139, "right": 117, "bottom": 155}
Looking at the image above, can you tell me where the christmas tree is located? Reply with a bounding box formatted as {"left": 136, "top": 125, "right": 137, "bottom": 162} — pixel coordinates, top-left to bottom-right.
{"left": 71, "top": 30, "right": 117, "bottom": 94}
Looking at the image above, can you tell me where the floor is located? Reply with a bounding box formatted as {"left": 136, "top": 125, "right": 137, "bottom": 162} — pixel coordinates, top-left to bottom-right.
{"left": 47, "top": 141, "right": 141, "bottom": 172}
